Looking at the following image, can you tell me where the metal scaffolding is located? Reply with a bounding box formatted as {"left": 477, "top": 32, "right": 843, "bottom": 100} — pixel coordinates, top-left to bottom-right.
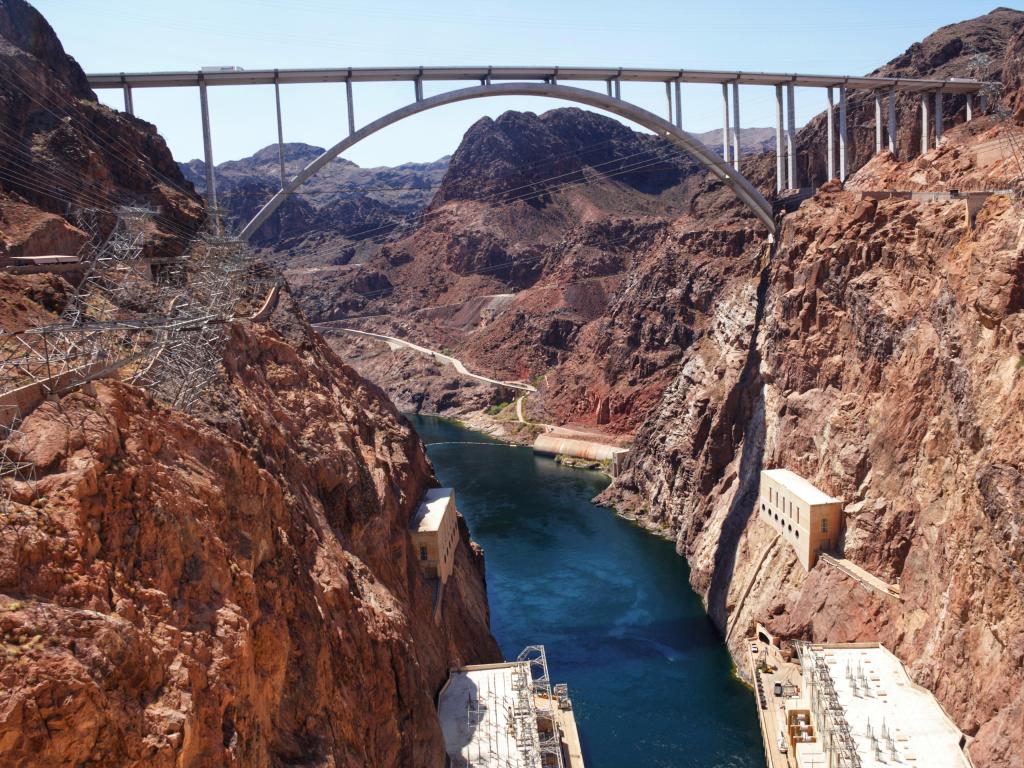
{"left": 797, "top": 644, "right": 863, "bottom": 768}
{"left": 0, "top": 407, "right": 33, "bottom": 515}
{"left": 517, "top": 645, "right": 564, "bottom": 768}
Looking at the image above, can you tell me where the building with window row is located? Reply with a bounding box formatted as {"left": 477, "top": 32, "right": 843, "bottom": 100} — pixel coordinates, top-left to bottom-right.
{"left": 410, "top": 487, "right": 460, "bottom": 585}
{"left": 759, "top": 469, "right": 843, "bottom": 570}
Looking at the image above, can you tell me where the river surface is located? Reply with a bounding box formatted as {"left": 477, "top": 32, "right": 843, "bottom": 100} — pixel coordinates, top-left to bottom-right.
{"left": 410, "top": 415, "right": 763, "bottom": 768}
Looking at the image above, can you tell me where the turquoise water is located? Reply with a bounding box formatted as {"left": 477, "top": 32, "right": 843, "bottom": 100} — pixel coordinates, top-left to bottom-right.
{"left": 410, "top": 415, "right": 763, "bottom": 768}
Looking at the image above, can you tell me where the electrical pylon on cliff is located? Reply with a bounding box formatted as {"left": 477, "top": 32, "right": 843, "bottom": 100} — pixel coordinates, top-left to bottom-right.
{"left": 0, "top": 207, "right": 264, "bottom": 415}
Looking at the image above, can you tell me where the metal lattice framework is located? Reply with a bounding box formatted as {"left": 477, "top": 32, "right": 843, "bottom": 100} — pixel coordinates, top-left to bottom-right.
{"left": 0, "top": 206, "right": 266, "bottom": 511}
{"left": 516, "top": 645, "right": 565, "bottom": 768}
{"left": 0, "top": 407, "right": 33, "bottom": 514}
{"left": 797, "top": 644, "right": 863, "bottom": 768}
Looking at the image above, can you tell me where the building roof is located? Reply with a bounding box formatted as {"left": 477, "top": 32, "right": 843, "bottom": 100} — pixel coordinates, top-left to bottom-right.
{"left": 9, "top": 254, "right": 81, "bottom": 264}
{"left": 410, "top": 487, "right": 453, "bottom": 533}
{"left": 438, "top": 662, "right": 539, "bottom": 768}
{"left": 803, "top": 644, "right": 971, "bottom": 768}
{"left": 762, "top": 468, "right": 841, "bottom": 506}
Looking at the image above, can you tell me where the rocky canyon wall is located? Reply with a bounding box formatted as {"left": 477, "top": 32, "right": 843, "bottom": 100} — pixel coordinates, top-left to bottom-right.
{"left": 0, "top": 2, "right": 501, "bottom": 765}
{"left": 607, "top": 105, "right": 1024, "bottom": 768}
{"left": 0, "top": 290, "right": 500, "bottom": 767}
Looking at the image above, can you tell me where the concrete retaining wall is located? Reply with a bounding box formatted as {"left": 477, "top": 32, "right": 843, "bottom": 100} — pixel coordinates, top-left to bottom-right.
{"left": 532, "top": 434, "right": 628, "bottom": 463}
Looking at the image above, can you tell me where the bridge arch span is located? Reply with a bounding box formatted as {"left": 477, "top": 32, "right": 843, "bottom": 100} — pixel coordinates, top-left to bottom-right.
{"left": 238, "top": 82, "right": 776, "bottom": 240}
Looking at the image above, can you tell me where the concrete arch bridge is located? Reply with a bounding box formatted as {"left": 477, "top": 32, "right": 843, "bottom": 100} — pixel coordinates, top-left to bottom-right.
{"left": 87, "top": 66, "right": 991, "bottom": 240}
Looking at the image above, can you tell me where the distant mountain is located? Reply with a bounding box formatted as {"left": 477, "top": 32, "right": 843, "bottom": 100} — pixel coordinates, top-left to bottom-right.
{"left": 179, "top": 143, "right": 448, "bottom": 249}
{"left": 689, "top": 126, "right": 777, "bottom": 157}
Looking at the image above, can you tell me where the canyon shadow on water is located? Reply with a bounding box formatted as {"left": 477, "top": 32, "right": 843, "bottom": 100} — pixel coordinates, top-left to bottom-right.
{"left": 410, "top": 415, "right": 763, "bottom": 768}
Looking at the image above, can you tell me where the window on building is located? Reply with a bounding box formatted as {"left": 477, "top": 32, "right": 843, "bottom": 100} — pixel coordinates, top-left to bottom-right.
{"left": 820, "top": 519, "right": 829, "bottom": 533}
{"left": 420, "top": 546, "right": 428, "bottom": 561}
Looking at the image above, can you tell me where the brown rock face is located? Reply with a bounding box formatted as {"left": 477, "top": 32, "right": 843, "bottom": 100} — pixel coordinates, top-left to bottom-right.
{"left": 609, "top": 116, "right": 1024, "bottom": 766}
{"left": 0, "top": 302, "right": 500, "bottom": 767}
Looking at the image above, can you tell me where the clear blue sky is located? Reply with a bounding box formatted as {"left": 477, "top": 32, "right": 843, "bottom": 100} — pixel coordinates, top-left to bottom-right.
{"left": 33, "top": 0, "right": 1017, "bottom": 168}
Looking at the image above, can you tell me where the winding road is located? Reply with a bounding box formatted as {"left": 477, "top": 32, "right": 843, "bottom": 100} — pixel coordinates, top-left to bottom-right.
{"left": 316, "top": 326, "right": 537, "bottom": 393}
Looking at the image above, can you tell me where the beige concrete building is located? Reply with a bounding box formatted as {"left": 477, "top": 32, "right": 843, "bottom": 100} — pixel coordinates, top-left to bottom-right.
{"left": 759, "top": 469, "right": 843, "bottom": 570}
{"left": 410, "top": 487, "right": 460, "bottom": 585}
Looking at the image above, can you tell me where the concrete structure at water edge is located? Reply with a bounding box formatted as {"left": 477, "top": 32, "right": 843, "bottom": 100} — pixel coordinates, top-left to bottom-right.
{"left": 794, "top": 643, "right": 973, "bottom": 768}
{"left": 438, "top": 645, "right": 583, "bottom": 768}
{"left": 759, "top": 469, "right": 843, "bottom": 570}
{"left": 410, "top": 487, "right": 460, "bottom": 585}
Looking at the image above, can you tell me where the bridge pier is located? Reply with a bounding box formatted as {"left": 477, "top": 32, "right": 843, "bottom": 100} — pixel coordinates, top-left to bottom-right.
{"left": 121, "top": 76, "right": 134, "bottom": 116}
{"left": 966, "top": 93, "right": 973, "bottom": 121}
{"left": 920, "top": 92, "right": 930, "bottom": 155}
{"left": 674, "top": 81, "right": 682, "bottom": 128}
{"left": 774, "top": 85, "right": 784, "bottom": 193}
{"left": 888, "top": 86, "right": 897, "bottom": 155}
{"left": 721, "top": 83, "right": 730, "bottom": 166}
{"left": 346, "top": 78, "right": 355, "bottom": 136}
{"left": 731, "top": 82, "right": 741, "bottom": 171}
{"left": 826, "top": 87, "right": 835, "bottom": 180}
{"left": 274, "top": 71, "right": 286, "bottom": 189}
{"left": 665, "top": 82, "right": 672, "bottom": 123}
{"left": 786, "top": 83, "right": 797, "bottom": 189}
{"left": 934, "top": 91, "right": 943, "bottom": 145}
{"left": 838, "top": 85, "right": 848, "bottom": 182}
{"left": 874, "top": 91, "right": 883, "bottom": 154}
{"left": 198, "top": 77, "right": 218, "bottom": 212}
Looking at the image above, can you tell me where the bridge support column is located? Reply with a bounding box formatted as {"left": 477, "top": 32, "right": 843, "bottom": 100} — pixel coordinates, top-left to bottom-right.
{"left": 786, "top": 83, "right": 797, "bottom": 189}
{"left": 613, "top": 79, "right": 621, "bottom": 100}
{"left": 888, "top": 86, "right": 897, "bottom": 155}
{"left": 415, "top": 76, "right": 423, "bottom": 102}
{"left": 274, "top": 72, "right": 286, "bottom": 190}
{"left": 606, "top": 80, "right": 612, "bottom": 98}
{"left": 934, "top": 91, "right": 943, "bottom": 146}
{"left": 122, "top": 82, "right": 134, "bottom": 116}
{"left": 980, "top": 92, "right": 987, "bottom": 113}
{"left": 665, "top": 82, "right": 673, "bottom": 123}
{"left": 838, "top": 85, "right": 848, "bottom": 182}
{"left": 774, "top": 84, "right": 784, "bottom": 193}
{"left": 874, "top": 91, "right": 883, "bottom": 154}
{"left": 826, "top": 87, "right": 835, "bottom": 181}
{"left": 674, "top": 81, "right": 682, "bottom": 128}
{"left": 198, "top": 78, "right": 218, "bottom": 213}
{"left": 731, "top": 82, "right": 741, "bottom": 171}
{"left": 721, "top": 83, "right": 730, "bottom": 166}
{"left": 346, "top": 79, "right": 355, "bottom": 136}
{"left": 966, "top": 93, "right": 973, "bottom": 122}
{"left": 920, "top": 92, "right": 930, "bottom": 155}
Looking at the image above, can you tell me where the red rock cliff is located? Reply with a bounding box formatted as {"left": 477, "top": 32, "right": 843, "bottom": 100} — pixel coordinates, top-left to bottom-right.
{"left": 0, "top": 288, "right": 500, "bottom": 767}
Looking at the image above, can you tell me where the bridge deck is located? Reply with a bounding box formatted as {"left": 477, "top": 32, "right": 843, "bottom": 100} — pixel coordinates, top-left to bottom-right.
{"left": 87, "top": 66, "right": 990, "bottom": 93}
